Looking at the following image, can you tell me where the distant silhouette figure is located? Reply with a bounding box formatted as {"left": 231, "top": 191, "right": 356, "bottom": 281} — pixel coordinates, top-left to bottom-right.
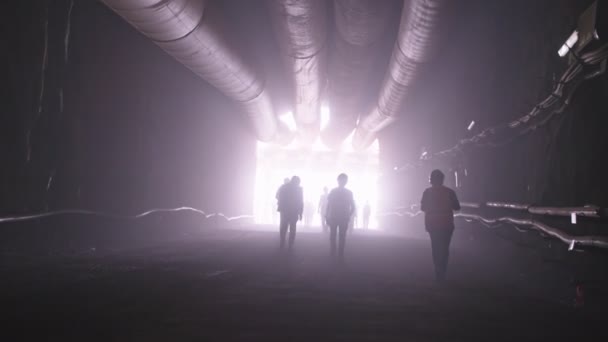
{"left": 318, "top": 187, "right": 329, "bottom": 233}
{"left": 420, "top": 169, "right": 461, "bottom": 282}
{"left": 362, "top": 201, "right": 371, "bottom": 229}
{"left": 325, "top": 173, "right": 355, "bottom": 261}
{"left": 276, "top": 176, "right": 303, "bottom": 251}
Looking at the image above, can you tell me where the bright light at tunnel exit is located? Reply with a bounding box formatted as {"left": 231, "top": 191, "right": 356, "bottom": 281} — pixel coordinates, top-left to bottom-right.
{"left": 280, "top": 106, "right": 331, "bottom": 132}
{"left": 254, "top": 133, "right": 380, "bottom": 229}
{"left": 321, "top": 105, "right": 330, "bottom": 130}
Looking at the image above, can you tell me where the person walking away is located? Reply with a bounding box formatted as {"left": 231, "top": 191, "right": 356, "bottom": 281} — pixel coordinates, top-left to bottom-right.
{"left": 362, "top": 201, "right": 371, "bottom": 229}
{"left": 275, "top": 177, "right": 290, "bottom": 214}
{"left": 348, "top": 200, "right": 357, "bottom": 232}
{"left": 318, "top": 187, "right": 329, "bottom": 233}
{"left": 325, "top": 174, "right": 355, "bottom": 261}
{"left": 277, "top": 176, "right": 303, "bottom": 251}
{"left": 420, "top": 169, "right": 460, "bottom": 282}
{"left": 273, "top": 178, "right": 290, "bottom": 225}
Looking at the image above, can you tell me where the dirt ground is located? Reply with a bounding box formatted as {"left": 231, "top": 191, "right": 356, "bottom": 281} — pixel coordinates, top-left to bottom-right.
{"left": 1, "top": 224, "right": 607, "bottom": 341}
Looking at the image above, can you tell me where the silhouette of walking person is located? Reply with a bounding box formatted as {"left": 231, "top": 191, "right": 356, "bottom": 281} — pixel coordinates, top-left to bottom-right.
{"left": 276, "top": 176, "right": 303, "bottom": 252}
{"left": 274, "top": 178, "right": 290, "bottom": 224}
{"left": 276, "top": 178, "right": 290, "bottom": 208}
{"left": 325, "top": 173, "right": 355, "bottom": 262}
{"left": 349, "top": 200, "right": 357, "bottom": 232}
{"left": 318, "top": 187, "right": 329, "bottom": 233}
{"left": 362, "top": 201, "right": 371, "bottom": 229}
{"left": 420, "top": 169, "right": 460, "bottom": 282}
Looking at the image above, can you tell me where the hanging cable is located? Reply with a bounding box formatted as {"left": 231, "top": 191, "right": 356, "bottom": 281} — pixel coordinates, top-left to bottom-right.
{"left": 394, "top": 43, "right": 608, "bottom": 172}
{"left": 27, "top": 1, "right": 50, "bottom": 163}
{"left": 0, "top": 207, "right": 254, "bottom": 225}
{"left": 379, "top": 200, "right": 608, "bottom": 251}
{"left": 64, "top": 0, "right": 74, "bottom": 64}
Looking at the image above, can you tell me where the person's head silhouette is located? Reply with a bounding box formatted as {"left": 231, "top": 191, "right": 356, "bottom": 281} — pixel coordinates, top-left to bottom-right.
{"left": 323, "top": 186, "right": 328, "bottom": 194}
{"left": 429, "top": 169, "right": 444, "bottom": 186}
{"left": 337, "top": 173, "right": 348, "bottom": 188}
{"left": 283, "top": 177, "right": 290, "bottom": 185}
{"left": 291, "top": 175, "right": 301, "bottom": 186}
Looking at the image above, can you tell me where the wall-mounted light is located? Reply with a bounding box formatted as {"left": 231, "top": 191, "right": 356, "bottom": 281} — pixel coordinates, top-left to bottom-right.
{"left": 558, "top": 30, "right": 579, "bottom": 57}
{"left": 571, "top": 212, "right": 577, "bottom": 224}
{"left": 467, "top": 120, "right": 475, "bottom": 131}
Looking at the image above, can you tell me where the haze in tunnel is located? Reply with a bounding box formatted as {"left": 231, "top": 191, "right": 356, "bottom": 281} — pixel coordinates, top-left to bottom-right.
{"left": 254, "top": 130, "right": 380, "bottom": 228}
{"left": 3, "top": 0, "right": 608, "bottom": 340}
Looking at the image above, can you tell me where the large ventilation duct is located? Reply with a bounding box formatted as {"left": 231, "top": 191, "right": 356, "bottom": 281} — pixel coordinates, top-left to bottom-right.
{"left": 101, "top": 0, "right": 291, "bottom": 144}
{"left": 268, "top": 0, "right": 328, "bottom": 142}
{"left": 352, "top": 0, "right": 443, "bottom": 150}
{"left": 322, "top": 0, "right": 393, "bottom": 148}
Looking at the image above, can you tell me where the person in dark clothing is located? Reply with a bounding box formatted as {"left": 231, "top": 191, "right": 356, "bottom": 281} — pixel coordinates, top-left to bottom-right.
{"left": 273, "top": 178, "right": 290, "bottom": 224}
{"left": 277, "top": 176, "right": 304, "bottom": 251}
{"left": 325, "top": 173, "right": 355, "bottom": 261}
{"left": 275, "top": 177, "right": 290, "bottom": 213}
{"left": 420, "top": 169, "right": 461, "bottom": 282}
{"left": 362, "top": 201, "right": 371, "bottom": 229}
{"left": 318, "top": 187, "right": 329, "bottom": 233}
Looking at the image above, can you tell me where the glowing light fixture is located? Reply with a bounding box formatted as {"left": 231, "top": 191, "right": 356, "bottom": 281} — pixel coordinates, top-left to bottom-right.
{"left": 467, "top": 120, "right": 475, "bottom": 131}
{"left": 571, "top": 212, "right": 577, "bottom": 224}
{"left": 558, "top": 30, "right": 578, "bottom": 57}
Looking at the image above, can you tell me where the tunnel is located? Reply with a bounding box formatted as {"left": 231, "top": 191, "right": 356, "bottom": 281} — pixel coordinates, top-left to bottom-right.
{"left": 2, "top": 0, "right": 608, "bottom": 340}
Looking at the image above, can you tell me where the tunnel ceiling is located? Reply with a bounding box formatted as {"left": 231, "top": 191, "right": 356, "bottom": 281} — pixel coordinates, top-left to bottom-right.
{"left": 100, "top": 0, "right": 448, "bottom": 149}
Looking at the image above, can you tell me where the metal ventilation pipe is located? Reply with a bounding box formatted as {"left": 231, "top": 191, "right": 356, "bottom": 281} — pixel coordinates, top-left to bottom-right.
{"left": 352, "top": 0, "right": 443, "bottom": 150}
{"left": 322, "top": 0, "right": 393, "bottom": 148}
{"left": 101, "top": 0, "right": 290, "bottom": 144}
{"left": 268, "top": 0, "right": 328, "bottom": 142}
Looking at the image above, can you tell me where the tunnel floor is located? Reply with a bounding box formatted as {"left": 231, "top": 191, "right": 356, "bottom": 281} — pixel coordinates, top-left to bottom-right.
{"left": 2, "top": 225, "right": 606, "bottom": 341}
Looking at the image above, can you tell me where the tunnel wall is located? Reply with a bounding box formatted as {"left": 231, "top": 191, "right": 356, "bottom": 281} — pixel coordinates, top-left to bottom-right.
{"left": 1, "top": 0, "right": 257, "bottom": 217}
{"left": 379, "top": 0, "right": 608, "bottom": 210}
{"left": 3, "top": 0, "right": 607, "bottom": 219}
{"left": 463, "top": 0, "right": 608, "bottom": 208}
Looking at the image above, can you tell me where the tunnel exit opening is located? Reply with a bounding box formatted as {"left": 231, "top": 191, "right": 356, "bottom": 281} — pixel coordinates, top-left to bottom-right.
{"left": 253, "top": 133, "right": 380, "bottom": 229}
